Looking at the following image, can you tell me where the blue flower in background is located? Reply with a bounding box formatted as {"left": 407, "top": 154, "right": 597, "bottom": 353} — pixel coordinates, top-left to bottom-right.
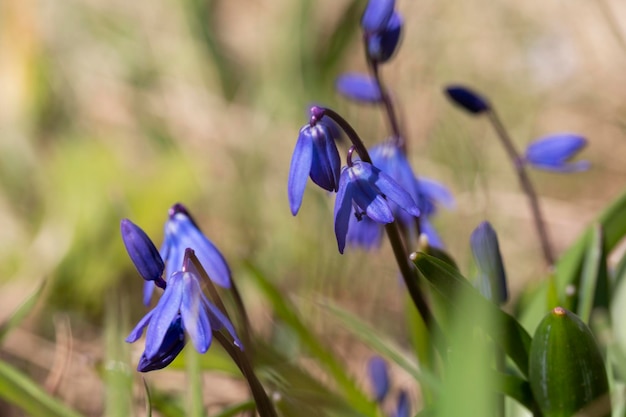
{"left": 365, "top": 12, "right": 403, "bottom": 63}
{"left": 392, "top": 390, "right": 410, "bottom": 417}
{"left": 288, "top": 114, "right": 342, "bottom": 215}
{"left": 361, "top": 0, "right": 396, "bottom": 33}
{"left": 470, "top": 221, "right": 508, "bottom": 305}
{"left": 120, "top": 219, "right": 165, "bottom": 288}
{"left": 334, "top": 158, "right": 420, "bottom": 253}
{"left": 524, "top": 134, "right": 589, "bottom": 172}
{"left": 335, "top": 73, "right": 383, "bottom": 103}
{"left": 127, "top": 249, "right": 241, "bottom": 372}
{"left": 444, "top": 85, "right": 490, "bottom": 115}
{"left": 368, "top": 356, "right": 390, "bottom": 403}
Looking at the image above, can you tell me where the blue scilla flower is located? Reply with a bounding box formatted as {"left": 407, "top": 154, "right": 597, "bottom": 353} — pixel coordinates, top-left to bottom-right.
{"left": 368, "top": 356, "right": 390, "bottom": 403}
{"left": 444, "top": 85, "right": 490, "bottom": 115}
{"left": 120, "top": 219, "right": 166, "bottom": 288}
{"left": 392, "top": 390, "right": 410, "bottom": 417}
{"left": 361, "top": 0, "right": 396, "bottom": 33}
{"left": 141, "top": 203, "right": 232, "bottom": 306}
{"left": 288, "top": 109, "right": 342, "bottom": 216}
{"left": 470, "top": 221, "right": 508, "bottom": 305}
{"left": 336, "top": 73, "right": 383, "bottom": 104}
{"left": 127, "top": 249, "right": 241, "bottom": 372}
{"left": 334, "top": 155, "right": 420, "bottom": 254}
{"left": 524, "top": 133, "right": 589, "bottom": 172}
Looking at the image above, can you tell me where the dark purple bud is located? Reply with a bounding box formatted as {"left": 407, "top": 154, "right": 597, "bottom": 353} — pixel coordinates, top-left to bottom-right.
{"left": 470, "top": 221, "right": 508, "bottom": 305}
{"left": 366, "top": 12, "right": 403, "bottom": 63}
{"left": 361, "top": 0, "right": 396, "bottom": 33}
{"left": 335, "top": 73, "right": 382, "bottom": 103}
{"left": 445, "top": 85, "right": 490, "bottom": 114}
{"left": 137, "top": 316, "right": 186, "bottom": 372}
{"left": 120, "top": 219, "right": 165, "bottom": 283}
{"left": 367, "top": 356, "right": 390, "bottom": 402}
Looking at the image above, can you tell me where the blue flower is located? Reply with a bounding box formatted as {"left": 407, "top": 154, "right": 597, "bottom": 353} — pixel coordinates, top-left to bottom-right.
{"left": 368, "top": 356, "right": 390, "bottom": 403}
{"left": 365, "top": 12, "right": 403, "bottom": 63}
{"left": 392, "top": 390, "right": 410, "bottom": 417}
{"left": 120, "top": 219, "right": 165, "bottom": 287}
{"left": 142, "top": 204, "right": 232, "bottom": 306}
{"left": 524, "top": 134, "right": 589, "bottom": 172}
{"left": 444, "top": 85, "right": 490, "bottom": 114}
{"left": 470, "top": 221, "right": 508, "bottom": 305}
{"left": 335, "top": 73, "right": 383, "bottom": 103}
{"left": 127, "top": 250, "right": 241, "bottom": 372}
{"left": 361, "top": 0, "right": 396, "bottom": 33}
{"left": 334, "top": 159, "right": 420, "bottom": 253}
{"left": 288, "top": 113, "right": 342, "bottom": 215}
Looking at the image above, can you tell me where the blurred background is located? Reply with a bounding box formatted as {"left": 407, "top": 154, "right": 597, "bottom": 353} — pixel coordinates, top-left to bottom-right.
{"left": 1, "top": 0, "right": 626, "bottom": 415}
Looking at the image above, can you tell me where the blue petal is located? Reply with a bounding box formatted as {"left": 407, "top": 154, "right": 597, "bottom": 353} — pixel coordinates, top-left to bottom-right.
{"left": 126, "top": 309, "right": 155, "bottom": 343}
{"left": 336, "top": 73, "right": 382, "bottom": 103}
{"left": 525, "top": 134, "right": 589, "bottom": 172}
{"left": 180, "top": 272, "right": 213, "bottom": 354}
{"left": 361, "top": 0, "right": 396, "bottom": 33}
{"left": 370, "top": 142, "right": 420, "bottom": 209}
{"left": 137, "top": 316, "right": 186, "bottom": 372}
{"left": 288, "top": 127, "right": 314, "bottom": 215}
{"left": 334, "top": 169, "right": 355, "bottom": 254}
{"left": 144, "top": 272, "right": 184, "bottom": 359}
{"left": 142, "top": 281, "right": 155, "bottom": 306}
{"left": 120, "top": 219, "right": 165, "bottom": 282}
{"left": 367, "top": 356, "right": 390, "bottom": 402}
{"left": 392, "top": 390, "right": 410, "bottom": 417}
{"left": 445, "top": 85, "right": 490, "bottom": 114}
{"left": 471, "top": 221, "right": 508, "bottom": 305}
{"left": 349, "top": 162, "right": 394, "bottom": 223}
{"left": 366, "top": 12, "right": 403, "bottom": 63}
{"left": 420, "top": 218, "right": 445, "bottom": 249}
{"left": 370, "top": 165, "right": 420, "bottom": 217}
{"left": 166, "top": 213, "right": 232, "bottom": 288}
{"left": 309, "top": 123, "right": 341, "bottom": 192}
{"left": 203, "top": 295, "right": 242, "bottom": 350}
{"left": 347, "top": 214, "right": 384, "bottom": 250}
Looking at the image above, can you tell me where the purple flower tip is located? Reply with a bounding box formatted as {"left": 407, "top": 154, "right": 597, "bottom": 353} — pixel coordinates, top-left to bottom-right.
{"left": 335, "top": 73, "right": 382, "bottom": 103}
{"left": 361, "top": 0, "right": 396, "bottom": 33}
{"left": 524, "top": 134, "right": 589, "bottom": 173}
{"left": 444, "top": 85, "right": 490, "bottom": 114}
{"left": 367, "top": 356, "right": 390, "bottom": 402}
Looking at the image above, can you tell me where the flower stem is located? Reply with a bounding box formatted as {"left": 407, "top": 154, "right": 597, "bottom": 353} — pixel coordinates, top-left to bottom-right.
{"left": 486, "top": 110, "right": 555, "bottom": 266}
{"left": 367, "top": 60, "right": 405, "bottom": 152}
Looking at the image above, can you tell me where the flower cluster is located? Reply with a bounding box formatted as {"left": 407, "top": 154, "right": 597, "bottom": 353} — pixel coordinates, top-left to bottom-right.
{"left": 121, "top": 204, "right": 240, "bottom": 372}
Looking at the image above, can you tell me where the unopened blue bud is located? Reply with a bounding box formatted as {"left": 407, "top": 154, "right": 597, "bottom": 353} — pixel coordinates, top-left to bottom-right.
{"left": 367, "top": 356, "right": 390, "bottom": 402}
{"left": 524, "top": 134, "right": 589, "bottom": 173}
{"left": 120, "top": 219, "right": 165, "bottom": 283}
{"left": 470, "top": 221, "right": 508, "bottom": 305}
{"left": 393, "top": 390, "right": 410, "bottom": 417}
{"left": 444, "top": 85, "right": 490, "bottom": 114}
{"left": 366, "top": 12, "right": 403, "bottom": 63}
{"left": 335, "top": 73, "right": 383, "bottom": 103}
{"left": 361, "top": 0, "right": 396, "bottom": 33}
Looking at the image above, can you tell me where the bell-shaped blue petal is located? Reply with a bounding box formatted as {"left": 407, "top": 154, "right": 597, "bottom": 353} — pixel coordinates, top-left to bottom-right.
{"left": 288, "top": 122, "right": 341, "bottom": 215}
{"left": 334, "top": 161, "right": 420, "bottom": 253}
{"left": 120, "top": 219, "right": 164, "bottom": 283}
{"left": 445, "top": 85, "right": 490, "bottom": 114}
{"left": 470, "top": 221, "right": 508, "bottom": 305}
{"left": 137, "top": 316, "right": 186, "bottom": 372}
{"left": 347, "top": 214, "right": 384, "bottom": 250}
{"left": 361, "top": 0, "right": 396, "bottom": 33}
{"left": 366, "top": 12, "right": 403, "bottom": 63}
{"left": 417, "top": 178, "right": 455, "bottom": 217}
{"left": 524, "top": 134, "right": 589, "bottom": 172}
{"left": 367, "top": 356, "right": 390, "bottom": 402}
{"left": 336, "top": 73, "right": 383, "bottom": 103}
{"left": 144, "top": 271, "right": 185, "bottom": 359}
{"left": 392, "top": 390, "right": 410, "bottom": 417}
{"left": 161, "top": 204, "right": 232, "bottom": 289}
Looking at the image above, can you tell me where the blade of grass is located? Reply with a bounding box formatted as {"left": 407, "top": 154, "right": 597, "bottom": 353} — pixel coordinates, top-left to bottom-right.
{"left": 0, "top": 359, "right": 85, "bottom": 417}
{"left": 142, "top": 378, "right": 152, "bottom": 417}
{"left": 104, "top": 295, "right": 132, "bottom": 417}
{"left": 0, "top": 280, "right": 46, "bottom": 342}
{"left": 211, "top": 400, "right": 255, "bottom": 417}
{"left": 577, "top": 224, "right": 609, "bottom": 324}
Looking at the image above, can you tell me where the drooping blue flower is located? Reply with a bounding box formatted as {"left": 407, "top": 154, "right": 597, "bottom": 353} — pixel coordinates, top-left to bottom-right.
{"left": 524, "top": 134, "right": 589, "bottom": 172}
{"left": 361, "top": 0, "right": 396, "bottom": 33}
{"left": 367, "top": 356, "right": 390, "bottom": 403}
{"left": 392, "top": 390, "right": 410, "bottom": 417}
{"left": 470, "top": 221, "right": 508, "bottom": 305}
{"left": 334, "top": 159, "right": 420, "bottom": 253}
{"left": 288, "top": 114, "right": 342, "bottom": 215}
{"left": 120, "top": 219, "right": 165, "bottom": 287}
{"left": 444, "top": 85, "right": 490, "bottom": 114}
{"left": 127, "top": 249, "right": 241, "bottom": 372}
{"left": 365, "top": 12, "right": 403, "bottom": 63}
{"left": 335, "top": 73, "right": 383, "bottom": 103}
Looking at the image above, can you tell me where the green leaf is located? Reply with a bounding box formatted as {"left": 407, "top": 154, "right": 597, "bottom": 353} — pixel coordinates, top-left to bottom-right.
{"left": 0, "top": 280, "right": 46, "bottom": 342}
{"left": 529, "top": 307, "right": 609, "bottom": 417}
{"left": 411, "top": 252, "right": 532, "bottom": 377}
{"left": 0, "top": 359, "right": 85, "bottom": 417}
{"left": 577, "top": 224, "right": 610, "bottom": 324}
{"left": 211, "top": 400, "right": 255, "bottom": 417}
